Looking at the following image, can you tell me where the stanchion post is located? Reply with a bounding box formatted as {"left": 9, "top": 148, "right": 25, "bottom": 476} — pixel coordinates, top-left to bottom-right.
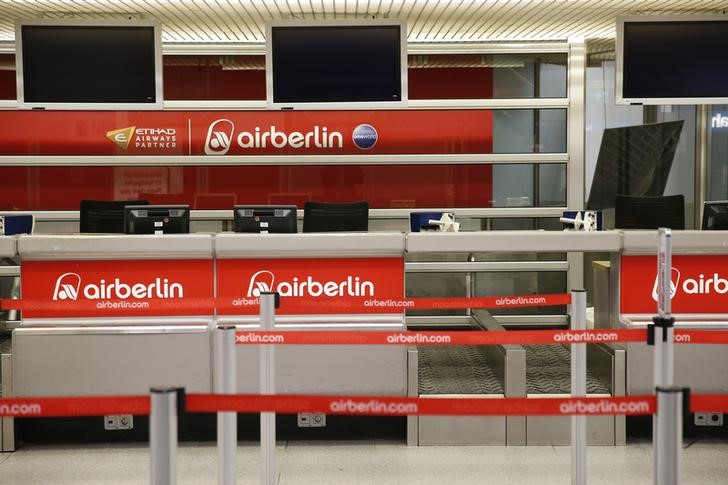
{"left": 650, "top": 228, "right": 677, "bottom": 484}
{"left": 570, "top": 289, "right": 587, "bottom": 485}
{"left": 259, "top": 292, "right": 278, "bottom": 485}
{"left": 654, "top": 387, "right": 685, "bottom": 485}
{"left": 215, "top": 325, "right": 237, "bottom": 485}
{"left": 653, "top": 227, "right": 675, "bottom": 388}
{"left": 150, "top": 387, "right": 180, "bottom": 485}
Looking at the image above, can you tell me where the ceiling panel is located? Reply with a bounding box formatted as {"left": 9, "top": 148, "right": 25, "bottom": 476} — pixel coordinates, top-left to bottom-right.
{"left": 0, "top": 0, "right": 727, "bottom": 44}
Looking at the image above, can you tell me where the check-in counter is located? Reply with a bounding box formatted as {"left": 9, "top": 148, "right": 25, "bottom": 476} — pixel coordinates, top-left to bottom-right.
{"left": 214, "top": 232, "right": 407, "bottom": 395}
{"left": 0, "top": 236, "right": 17, "bottom": 450}
{"left": 13, "top": 234, "right": 214, "bottom": 396}
{"left": 609, "top": 230, "right": 728, "bottom": 394}
{"left": 406, "top": 231, "right": 624, "bottom": 445}
{"left": 0, "top": 236, "right": 16, "bottom": 259}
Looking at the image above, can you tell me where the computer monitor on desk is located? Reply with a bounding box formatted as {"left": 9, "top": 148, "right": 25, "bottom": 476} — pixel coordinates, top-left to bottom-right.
{"left": 80, "top": 199, "right": 149, "bottom": 233}
{"left": 124, "top": 205, "right": 190, "bottom": 234}
{"left": 614, "top": 194, "right": 684, "bottom": 230}
{"left": 234, "top": 205, "right": 297, "bottom": 233}
{"left": 303, "top": 201, "right": 369, "bottom": 232}
{"left": 702, "top": 201, "right": 728, "bottom": 230}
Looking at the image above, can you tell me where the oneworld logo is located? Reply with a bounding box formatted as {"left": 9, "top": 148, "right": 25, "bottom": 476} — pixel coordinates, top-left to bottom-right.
{"left": 204, "top": 120, "right": 344, "bottom": 154}
{"left": 246, "top": 270, "right": 374, "bottom": 298}
{"left": 51, "top": 273, "right": 184, "bottom": 300}
{"left": 651, "top": 267, "right": 728, "bottom": 301}
{"left": 352, "top": 124, "right": 378, "bottom": 150}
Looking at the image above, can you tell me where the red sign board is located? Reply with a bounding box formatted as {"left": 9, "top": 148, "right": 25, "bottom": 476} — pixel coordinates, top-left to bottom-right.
{"left": 216, "top": 257, "right": 404, "bottom": 315}
{"left": 0, "top": 110, "right": 493, "bottom": 156}
{"left": 620, "top": 255, "right": 728, "bottom": 314}
{"left": 21, "top": 259, "right": 214, "bottom": 318}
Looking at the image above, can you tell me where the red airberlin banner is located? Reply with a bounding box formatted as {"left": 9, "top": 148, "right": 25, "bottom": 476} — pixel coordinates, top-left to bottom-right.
{"left": 620, "top": 255, "right": 728, "bottom": 314}
{"left": 0, "top": 110, "right": 493, "bottom": 156}
{"left": 216, "top": 257, "right": 404, "bottom": 315}
{"left": 21, "top": 259, "right": 214, "bottom": 318}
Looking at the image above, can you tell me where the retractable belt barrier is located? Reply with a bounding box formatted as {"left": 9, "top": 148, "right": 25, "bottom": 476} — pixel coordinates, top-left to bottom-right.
{"left": 4, "top": 391, "right": 728, "bottom": 419}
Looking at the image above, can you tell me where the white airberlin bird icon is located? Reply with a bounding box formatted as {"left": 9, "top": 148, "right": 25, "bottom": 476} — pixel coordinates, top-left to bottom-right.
{"left": 651, "top": 267, "right": 680, "bottom": 302}
{"left": 52, "top": 272, "right": 82, "bottom": 300}
{"left": 247, "top": 270, "right": 275, "bottom": 297}
{"left": 204, "top": 119, "right": 235, "bottom": 155}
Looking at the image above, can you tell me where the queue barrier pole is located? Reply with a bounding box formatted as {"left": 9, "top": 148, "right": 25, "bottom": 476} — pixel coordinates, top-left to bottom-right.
{"left": 570, "top": 289, "right": 587, "bottom": 485}
{"left": 215, "top": 325, "right": 237, "bottom": 485}
{"left": 150, "top": 387, "right": 181, "bottom": 485}
{"left": 654, "top": 387, "right": 686, "bottom": 485}
{"left": 259, "top": 292, "right": 278, "bottom": 485}
{"left": 649, "top": 228, "right": 679, "bottom": 485}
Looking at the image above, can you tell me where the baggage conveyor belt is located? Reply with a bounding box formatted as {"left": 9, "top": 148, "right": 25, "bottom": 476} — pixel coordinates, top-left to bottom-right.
{"left": 526, "top": 344, "right": 610, "bottom": 394}
{"left": 417, "top": 344, "right": 610, "bottom": 395}
{"left": 418, "top": 345, "right": 504, "bottom": 394}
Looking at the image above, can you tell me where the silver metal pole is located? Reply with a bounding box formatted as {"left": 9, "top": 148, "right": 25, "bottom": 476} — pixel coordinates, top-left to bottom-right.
{"left": 150, "top": 387, "right": 178, "bottom": 485}
{"left": 215, "top": 325, "right": 237, "bottom": 485}
{"left": 654, "top": 387, "right": 683, "bottom": 485}
{"left": 654, "top": 228, "right": 674, "bottom": 389}
{"left": 570, "top": 289, "right": 587, "bottom": 485}
{"left": 657, "top": 228, "right": 672, "bottom": 321}
{"left": 259, "top": 292, "right": 277, "bottom": 485}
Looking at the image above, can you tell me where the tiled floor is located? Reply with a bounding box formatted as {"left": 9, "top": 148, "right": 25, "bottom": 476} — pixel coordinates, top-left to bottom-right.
{"left": 0, "top": 439, "right": 727, "bottom": 484}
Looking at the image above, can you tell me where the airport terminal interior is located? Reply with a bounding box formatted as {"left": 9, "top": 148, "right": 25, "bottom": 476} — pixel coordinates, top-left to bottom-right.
{"left": 1, "top": 0, "right": 728, "bottom": 483}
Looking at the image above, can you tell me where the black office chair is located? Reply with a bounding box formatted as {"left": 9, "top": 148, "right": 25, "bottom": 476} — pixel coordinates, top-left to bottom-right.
{"left": 614, "top": 194, "right": 685, "bottom": 230}
{"left": 79, "top": 199, "right": 149, "bottom": 233}
{"left": 303, "top": 201, "right": 369, "bottom": 232}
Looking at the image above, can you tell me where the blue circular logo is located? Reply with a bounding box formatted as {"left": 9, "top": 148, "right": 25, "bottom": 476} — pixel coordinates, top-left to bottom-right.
{"left": 352, "top": 124, "right": 378, "bottom": 150}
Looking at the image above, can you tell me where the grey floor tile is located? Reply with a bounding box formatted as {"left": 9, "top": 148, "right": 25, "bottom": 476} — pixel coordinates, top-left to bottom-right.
{"left": 0, "top": 441, "right": 726, "bottom": 484}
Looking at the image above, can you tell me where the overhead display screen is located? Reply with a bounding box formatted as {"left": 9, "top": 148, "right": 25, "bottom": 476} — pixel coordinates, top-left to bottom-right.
{"left": 268, "top": 23, "right": 405, "bottom": 107}
{"left": 618, "top": 18, "right": 728, "bottom": 104}
{"left": 18, "top": 22, "right": 161, "bottom": 107}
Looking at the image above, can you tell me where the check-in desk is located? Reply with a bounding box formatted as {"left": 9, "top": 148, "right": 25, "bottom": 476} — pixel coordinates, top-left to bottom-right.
{"left": 12, "top": 235, "right": 215, "bottom": 398}
{"left": 407, "top": 231, "right": 625, "bottom": 445}
{"left": 214, "top": 232, "right": 407, "bottom": 396}
{"left": 611, "top": 230, "right": 728, "bottom": 395}
{"left": 0, "top": 236, "right": 17, "bottom": 450}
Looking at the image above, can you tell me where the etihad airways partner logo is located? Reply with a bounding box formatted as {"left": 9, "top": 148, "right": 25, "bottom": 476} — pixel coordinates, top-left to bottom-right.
{"left": 106, "top": 126, "right": 177, "bottom": 150}
{"left": 52, "top": 272, "right": 184, "bottom": 301}
{"left": 246, "top": 270, "right": 374, "bottom": 298}
{"left": 204, "top": 119, "right": 378, "bottom": 155}
{"left": 650, "top": 267, "right": 728, "bottom": 301}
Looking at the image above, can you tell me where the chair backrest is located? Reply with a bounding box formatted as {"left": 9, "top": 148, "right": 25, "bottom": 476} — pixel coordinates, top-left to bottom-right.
{"left": 614, "top": 194, "right": 685, "bottom": 230}
{"left": 79, "top": 199, "right": 149, "bottom": 233}
{"left": 303, "top": 201, "right": 369, "bottom": 233}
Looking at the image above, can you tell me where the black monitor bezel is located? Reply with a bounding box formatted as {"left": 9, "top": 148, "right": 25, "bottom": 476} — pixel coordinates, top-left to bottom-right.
{"left": 233, "top": 205, "right": 298, "bottom": 234}
{"left": 123, "top": 205, "right": 190, "bottom": 235}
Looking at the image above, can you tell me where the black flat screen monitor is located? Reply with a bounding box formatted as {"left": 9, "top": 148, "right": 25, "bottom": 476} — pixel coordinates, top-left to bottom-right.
{"left": 587, "top": 121, "right": 683, "bottom": 211}
{"left": 234, "top": 205, "right": 297, "bottom": 233}
{"left": 80, "top": 199, "right": 149, "bottom": 234}
{"left": 267, "top": 21, "right": 406, "bottom": 107}
{"left": 124, "top": 205, "right": 190, "bottom": 235}
{"left": 614, "top": 194, "right": 685, "bottom": 230}
{"left": 617, "top": 17, "right": 728, "bottom": 104}
{"left": 303, "top": 201, "right": 369, "bottom": 233}
{"left": 16, "top": 21, "right": 162, "bottom": 108}
{"left": 702, "top": 201, "right": 728, "bottom": 230}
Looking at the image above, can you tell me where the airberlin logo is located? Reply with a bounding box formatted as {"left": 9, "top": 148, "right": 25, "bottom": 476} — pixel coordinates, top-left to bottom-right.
{"left": 651, "top": 267, "right": 728, "bottom": 301}
{"left": 51, "top": 273, "right": 184, "bottom": 301}
{"left": 244, "top": 270, "right": 374, "bottom": 298}
{"left": 106, "top": 126, "right": 177, "bottom": 150}
{"left": 203, "top": 119, "right": 386, "bottom": 154}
